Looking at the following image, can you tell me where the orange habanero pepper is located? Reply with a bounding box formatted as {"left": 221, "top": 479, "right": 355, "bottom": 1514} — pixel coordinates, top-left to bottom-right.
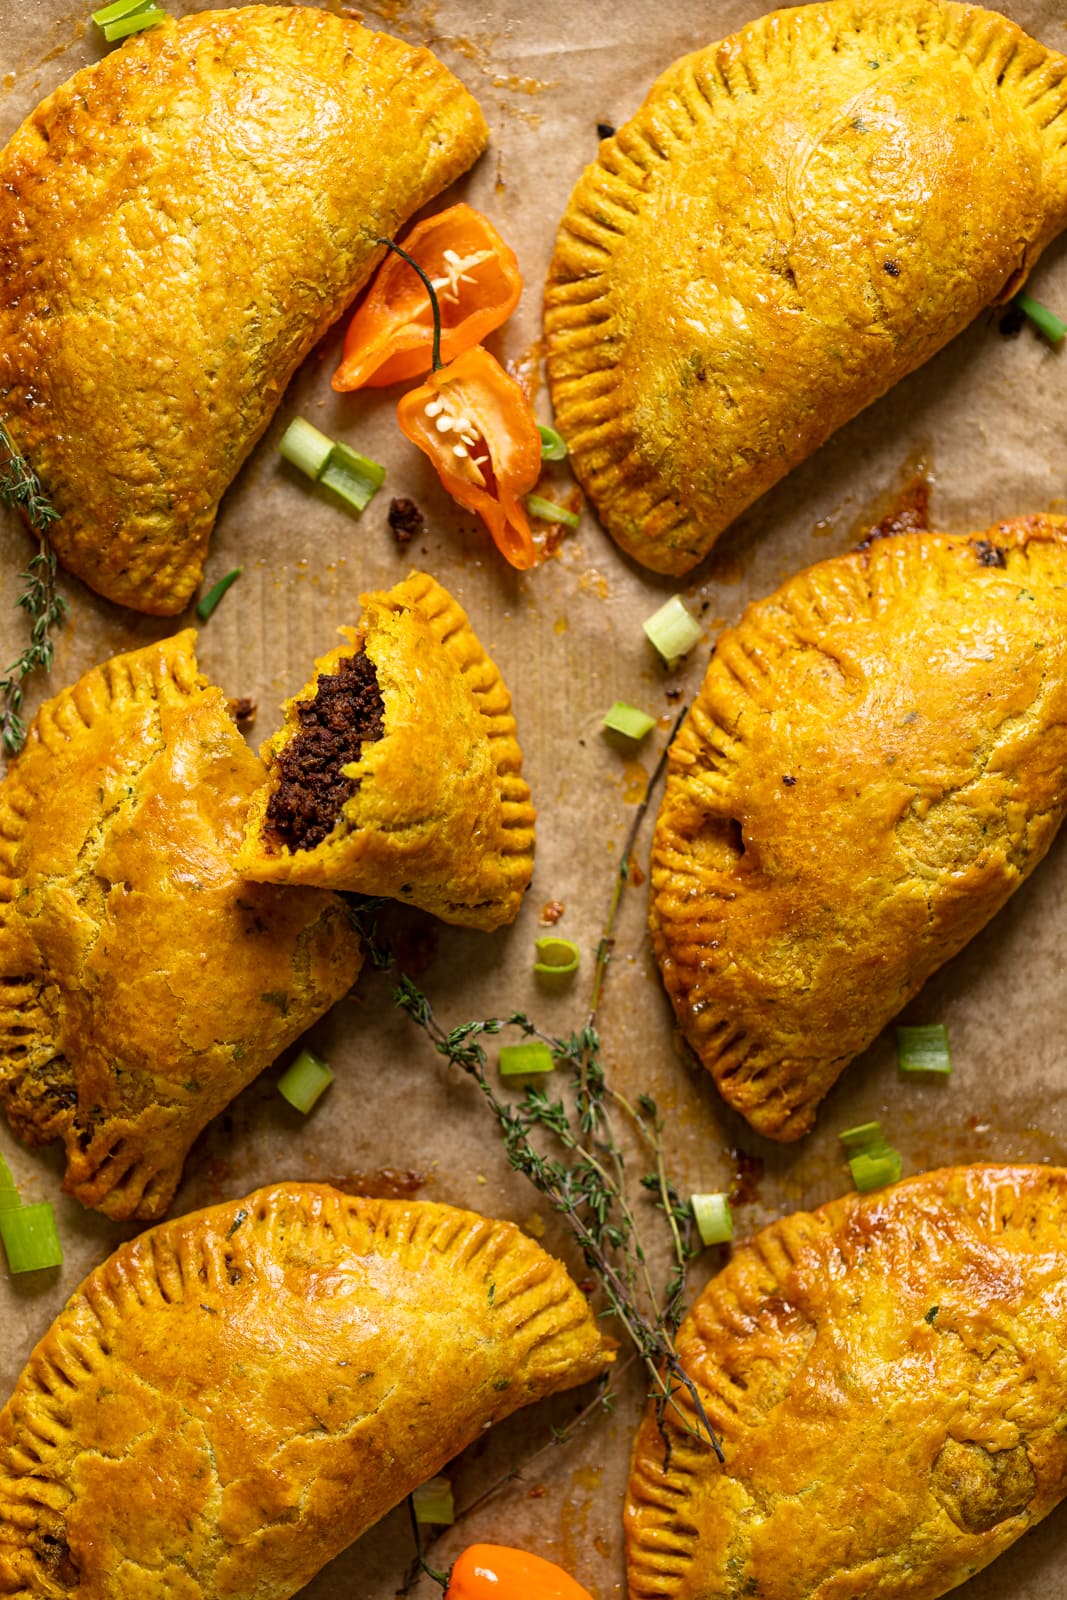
{"left": 333, "top": 204, "right": 522, "bottom": 391}
{"left": 396, "top": 345, "right": 543, "bottom": 571}
{"left": 445, "top": 1544, "right": 595, "bottom": 1600}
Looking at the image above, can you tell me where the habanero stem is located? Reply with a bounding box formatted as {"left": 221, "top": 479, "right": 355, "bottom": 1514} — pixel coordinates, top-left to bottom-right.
{"left": 405, "top": 1494, "right": 449, "bottom": 1592}
{"left": 375, "top": 236, "right": 443, "bottom": 373}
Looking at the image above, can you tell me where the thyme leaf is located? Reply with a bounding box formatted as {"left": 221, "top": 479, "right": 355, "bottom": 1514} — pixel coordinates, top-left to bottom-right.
{"left": 0, "top": 424, "right": 65, "bottom": 756}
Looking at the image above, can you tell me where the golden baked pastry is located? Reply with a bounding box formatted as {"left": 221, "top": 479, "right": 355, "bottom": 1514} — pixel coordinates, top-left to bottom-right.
{"left": 651, "top": 516, "right": 1067, "bottom": 1140}
{"left": 544, "top": 0, "right": 1067, "bottom": 575}
{"left": 0, "top": 1183, "right": 610, "bottom": 1598}
{"left": 0, "top": 633, "right": 363, "bottom": 1221}
{"left": 239, "top": 570, "right": 536, "bottom": 930}
{"left": 627, "top": 1164, "right": 1067, "bottom": 1600}
{"left": 0, "top": 7, "right": 488, "bottom": 615}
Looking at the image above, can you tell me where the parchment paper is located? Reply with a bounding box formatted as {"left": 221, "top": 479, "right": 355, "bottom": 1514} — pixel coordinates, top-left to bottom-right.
{"left": 3, "top": 1, "right": 1067, "bottom": 1595}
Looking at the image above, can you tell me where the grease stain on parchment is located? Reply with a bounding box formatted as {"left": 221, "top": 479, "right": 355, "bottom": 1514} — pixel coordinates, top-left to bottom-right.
{"left": 2, "top": 15, "right": 88, "bottom": 99}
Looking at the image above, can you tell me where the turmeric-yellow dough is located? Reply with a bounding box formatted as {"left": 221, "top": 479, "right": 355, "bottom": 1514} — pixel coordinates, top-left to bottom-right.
{"left": 627, "top": 1165, "right": 1067, "bottom": 1600}
{"left": 0, "top": 633, "right": 363, "bottom": 1220}
{"left": 0, "top": 1184, "right": 610, "bottom": 1598}
{"left": 545, "top": 0, "right": 1067, "bottom": 574}
{"left": 239, "top": 571, "right": 536, "bottom": 931}
{"left": 0, "top": 7, "right": 488, "bottom": 613}
{"left": 650, "top": 516, "right": 1067, "bottom": 1140}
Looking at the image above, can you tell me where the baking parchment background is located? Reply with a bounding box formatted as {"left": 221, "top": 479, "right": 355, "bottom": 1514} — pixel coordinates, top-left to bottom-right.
{"left": 3, "top": 0, "right": 1067, "bottom": 1594}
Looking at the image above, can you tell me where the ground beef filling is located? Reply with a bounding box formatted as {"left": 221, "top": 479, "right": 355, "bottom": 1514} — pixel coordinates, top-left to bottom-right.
{"left": 265, "top": 651, "right": 385, "bottom": 852}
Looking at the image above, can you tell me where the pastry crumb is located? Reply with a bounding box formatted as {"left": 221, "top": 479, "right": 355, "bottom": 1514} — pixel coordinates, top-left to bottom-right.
{"left": 227, "top": 696, "right": 257, "bottom": 725}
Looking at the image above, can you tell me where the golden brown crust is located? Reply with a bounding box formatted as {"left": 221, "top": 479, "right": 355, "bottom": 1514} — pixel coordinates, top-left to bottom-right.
{"left": 0, "top": 1183, "right": 610, "bottom": 1599}
{"left": 545, "top": 0, "right": 1067, "bottom": 575}
{"left": 626, "top": 1165, "right": 1067, "bottom": 1600}
{"left": 650, "top": 516, "right": 1067, "bottom": 1139}
{"left": 0, "top": 7, "right": 488, "bottom": 614}
{"left": 239, "top": 571, "right": 536, "bottom": 930}
{"left": 0, "top": 633, "right": 363, "bottom": 1221}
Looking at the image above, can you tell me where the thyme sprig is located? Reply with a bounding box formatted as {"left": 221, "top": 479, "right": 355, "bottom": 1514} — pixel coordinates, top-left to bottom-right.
{"left": 0, "top": 423, "right": 65, "bottom": 756}
{"left": 357, "top": 707, "right": 722, "bottom": 1463}
{"left": 391, "top": 982, "right": 716, "bottom": 1456}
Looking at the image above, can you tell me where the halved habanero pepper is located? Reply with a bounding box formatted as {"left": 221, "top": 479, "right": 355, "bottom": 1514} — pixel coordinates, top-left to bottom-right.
{"left": 333, "top": 203, "right": 522, "bottom": 391}
{"left": 396, "top": 344, "right": 543, "bottom": 571}
{"left": 445, "top": 1544, "right": 595, "bottom": 1600}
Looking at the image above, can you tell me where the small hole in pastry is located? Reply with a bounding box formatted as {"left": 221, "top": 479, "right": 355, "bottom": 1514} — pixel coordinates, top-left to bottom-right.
{"left": 34, "top": 1531, "right": 78, "bottom": 1585}
{"left": 726, "top": 818, "right": 745, "bottom": 857}
{"left": 265, "top": 650, "right": 385, "bottom": 852}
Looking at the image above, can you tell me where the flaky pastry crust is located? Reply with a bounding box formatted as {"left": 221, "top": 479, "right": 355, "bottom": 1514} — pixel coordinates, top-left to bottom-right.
{"left": 0, "top": 6, "right": 488, "bottom": 614}
{"left": 0, "top": 1183, "right": 610, "bottom": 1598}
{"left": 239, "top": 571, "right": 536, "bottom": 930}
{"left": 627, "top": 1165, "right": 1067, "bottom": 1600}
{"left": 650, "top": 517, "right": 1067, "bottom": 1140}
{"left": 0, "top": 633, "right": 362, "bottom": 1220}
{"left": 545, "top": 0, "right": 1067, "bottom": 575}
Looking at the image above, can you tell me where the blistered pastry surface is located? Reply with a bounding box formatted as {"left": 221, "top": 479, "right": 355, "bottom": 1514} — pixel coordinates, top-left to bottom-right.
{"left": 0, "top": 6, "right": 488, "bottom": 613}
{"left": 546, "top": 0, "right": 1067, "bottom": 573}
{"left": 0, "top": 633, "right": 363, "bottom": 1219}
{"left": 0, "top": 1185, "right": 608, "bottom": 1598}
{"left": 627, "top": 1165, "right": 1067, "bottom": 1600}
{"left": 651, "top": 518, "right": 1067, "bottom": 1138}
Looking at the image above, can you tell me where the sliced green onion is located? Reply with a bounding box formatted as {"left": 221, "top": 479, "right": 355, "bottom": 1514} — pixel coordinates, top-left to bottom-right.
{"left": 849, "top": 1147, "right": 902, "bottom": 1193}
{"left": 526, "top": 494, "right": 580, "bottom": 530}
{"left": 196, "top": 567, "right": 241, "bottom": 622}
{"left": 0, "top": 1158, "right": 19, "bottom": 1214}
{"left": 1015, "top": 292, "right": 1066, "bottom": 346}
{"left": 0, "top": 1202, "right": 63, "bottom": 1272}
{"left": 280, "top": 420, "right": 385, "bottom": 516}
{"left": 279, "top": 416, "right": 334, "bottom": 480}
{"left": 692, "top": 1192, "right": 734, "bottom": 1246}
{"left": 838, "top": 1120, "right": 886, "bottom": 1151}
{"left": 319, "top": 442, "right": 386, "bottom": 514}
{"left": 498, "top": 1041, "right": 555, "bottom": 1077}
{"left": 278, "top": 1048, "right": 334, "bottom": 1113}
{"left": 92, "top": 0, "right": 150, "bottom": 23}
{"left": 643, "top": 595, "right": 702, "bottom": 665}
{"left": 603, "top": 700, "right": 655, "bottom": 741}
{"left": 533, "top": 936, "right": 580, "bottom": 978}
{"left": 411, "top": 1476, "right": 455, "bottom": 1525}
{"left": 538, "top": 424, "right": 568, "bottom": 461}
{"left": 102, "top": 4, "right": 166, "bottom": 40}
{"left": 897, "top": 1023, "right": 952, "bottom": 1076}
